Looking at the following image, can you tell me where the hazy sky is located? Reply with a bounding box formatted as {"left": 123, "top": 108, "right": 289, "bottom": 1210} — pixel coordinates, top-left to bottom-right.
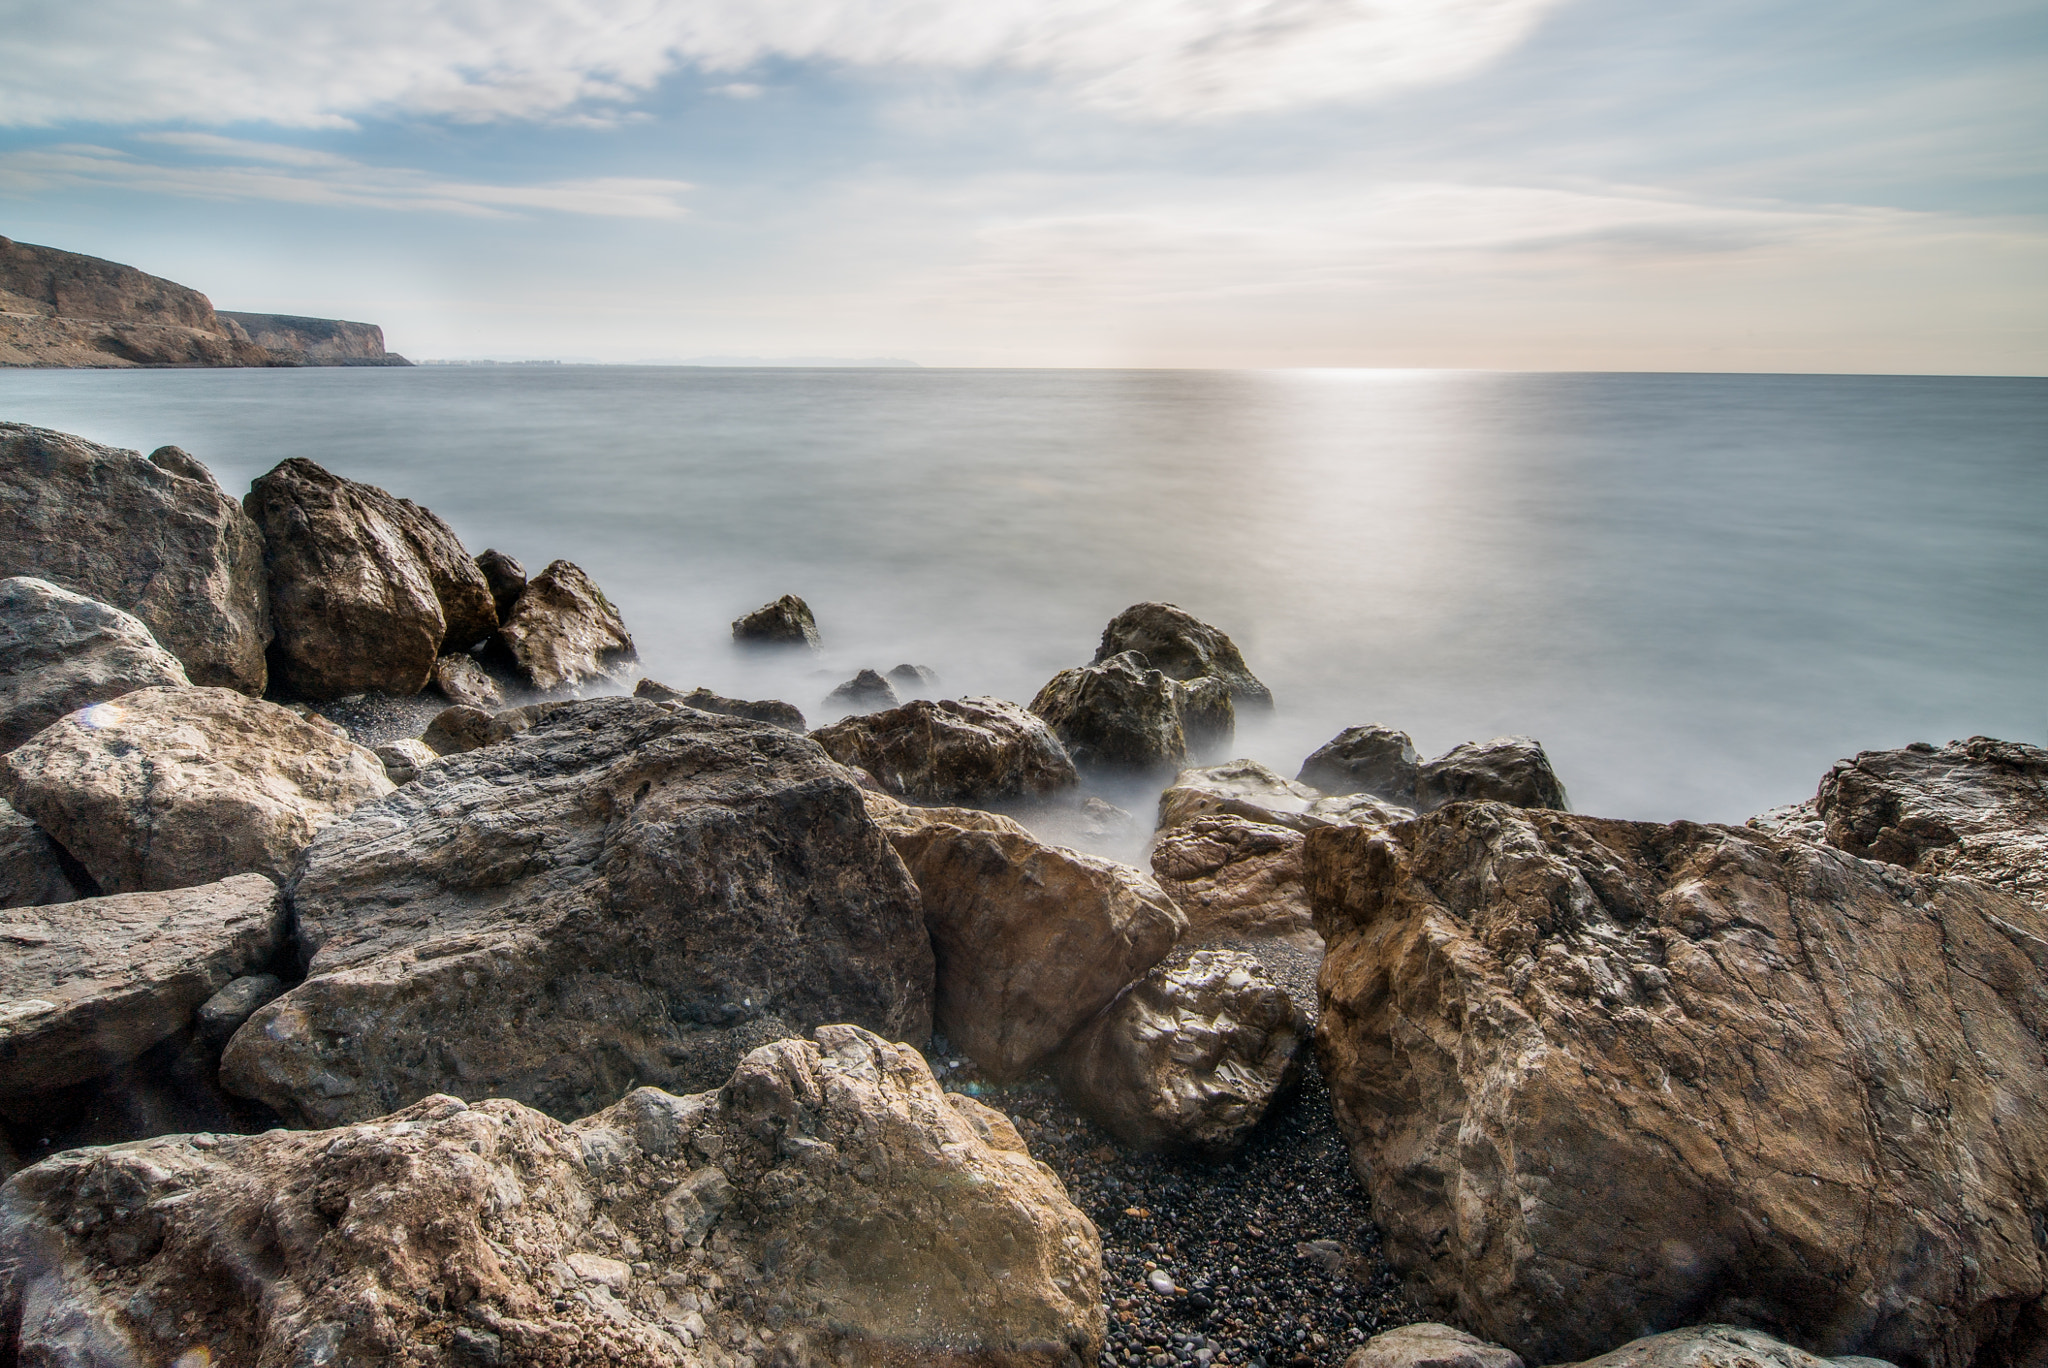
{"left": 2, "top": 0, "right": 2042, "bottom": 369}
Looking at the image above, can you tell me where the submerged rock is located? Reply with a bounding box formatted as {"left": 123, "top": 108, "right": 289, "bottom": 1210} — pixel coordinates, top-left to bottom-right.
{"left": 823, "top": 668, "right": 899, "bottom": 714}
{"left": 731, "top": 593, "right": 820, "bottom": 648}
{"left": 1298, "top": 724, "right": 1422, "bottom": 804}
{"left": 1030, "top": 650, "right": 1187, "bottom": 775}
{"left": 1094, "top": 601, "right": 1273, "bottom": 710}
{"left": 811, "top": 696, "right": 1077, "bottom": 804}
{"left": 496, "top": 558, "right": 636, "bottom": 693}
{"left": 1150, "top": 815, "right": 1311, "bottom": 939}
{"left": 1413, "top": 735, "right": 1568, "bottom": 812}
{"left": 0, "top": 798, "right": 83, "bottom": 909}
{"left": 0, "top": 577, "right": 190, "bottom": 753}
{"left": 635, "top": 678, "right": 806, "bottom": 731}
{"left": 474, "top": 546, "right": 527, "bottom": 620}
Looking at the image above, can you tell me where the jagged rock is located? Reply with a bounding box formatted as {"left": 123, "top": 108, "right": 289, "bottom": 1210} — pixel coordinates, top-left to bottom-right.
{"left": 2, "top": 1026, "right": 1102, "bottom": 1368}
{"left": 824, "top": 669, "right": 898, "bottom": 715}
{"left": 1747, "top": 798, "right": 1827, "bottom": 842}
{"left": 432, "top": 651, "right": 503, "bottom": 710}
{"left": 373, "top": 738, "right": 438, "bottom": 784}
{"left": 634, "top": 678, "right": 806, "bottom": 731}
{"left": 1158, "top": 759, "right": 1325, "bottom": 832}
{"left": 475, "top": 547, "right": 527, "bottom": 619}
{"left": 0, "top": 873, "right": 282, "bottom": 1096}
{"left": 220, "top": 699, "right": 932, "bottom": 1127}
{"left": 1, "top": 686, "right": 391, "bottom": 894}
{"left": 1150, "top": 816, "right": 1311, "bottom": 939}
{"left": 1347, "top": 1323, "right": 1525, "bottom": 1368}
{"left": 1094, "top": 602, "right": 1273, "bottom": 710}
{"left": 195, "top": 972, "right": 284, "bottom": 1051}
{"left": 887, "top": 663, "right": 940, "bottom": 694}
{"left": 1299, "top": 725, "right": 1422, "bottom": 803}
{"left": 1414, "top": 736, "right": 1567, "bottom": 812}
{"left": 1554, "top": 1325, "right": 1899, "bottom": 1368}
{"left": 1056, "top": 949, "right": 1305, "bottom": 1154}
{"left": 885, "top": 817, "right": 1184, "bottom": 1080}
{"left": 811, "top": 696, "right": 1078, "bottom": 804}
{"left": 0, "top": 798, "right": 83, "bottom": 909}
{"left": 731, "top": 593, "right": 820, "bottom": 648}
{"left": 1174, "top": 675, "right": 1236, "bottom": 760}
{"left": 497, "top": 559, "right": 636, "bottom": 693}
{"left": 1030, "top": 650, "right": 1187, "bottom": 775}
{"left": 245, "top": 458, "right": 498, "bottom": 698}
{"left": 0, "top": 577, "right": 190, "bottom": 752}
{"left": 1308, "top": 803, "right": 2048, "bottom": 1365}
{"left": 0, "top": 425, "right": 270, "bottom": 694}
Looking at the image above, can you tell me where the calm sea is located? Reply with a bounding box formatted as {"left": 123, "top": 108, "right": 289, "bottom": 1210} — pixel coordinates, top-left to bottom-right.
{"left": 3, "top": 366, "right": 2042, "bottom": 838}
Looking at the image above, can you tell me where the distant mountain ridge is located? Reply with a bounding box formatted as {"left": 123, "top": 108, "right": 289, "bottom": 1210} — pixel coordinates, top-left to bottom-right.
{"left": 0, "top": 236, "right": 407, "bottom": 369}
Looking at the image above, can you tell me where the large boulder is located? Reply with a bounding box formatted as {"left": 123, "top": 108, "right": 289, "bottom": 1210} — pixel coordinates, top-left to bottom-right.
{"left": 1414, "top": 736, "right": 1567, "bottom": 812}
{"left": 0, "top": 873, "right": 283, "bottom": 1097}
{"left": 1094, "top": 602, "right": 1273, "bottom": 710}
{"left": 812, "top": 696, "right": 1079, "bottom": 804}
{"left": 220, "top": 699, "right": 933, "bottom": 1127}
{"left": 0, "top": 798, "right": 83, "bottom": 909}
{"left": 0, "top": 425, "right": 270, "bottom": 694}
{"left": 1150, "top": 815, "right": 1311, "bottom": 939}
{"left": 1055, "top": 948, "right": 1305, "bottom": 1154}
{"left": 1307, "top": 803, "right": 2048, "bottom": 1366}
{"left": 497, "top": 559, "right": 637, "bottom": 693}
{"left": 1030, "top": 650, "right": 1187, "bottom": 775}
{"left": 1553, "top": 1324, "right": 1899, "bottom": 1368}
{"left": 2, "top": 1026, "right": 1103, "bottom": 1368}
{"left": 885, "top": 816, "right": 1185, "bottom": 1080}
{"left": 1, "top": 686, "right": 392, "bottom": 893}
{"left": 636, "top": 678, "right": 806, "bottom": 731}
{"left": 732, "top": 593, "right": 820, "bottom": 648}
{"left": 1347, "top": 1323, "right": 1524, "bottom": 1368}
{"left": 246, "top": 457, "right": 498, "bottom": 699}
{"left": 1299, "top": 725, "right": 1422, "bottom": 803}
{"left": 0, "top": 577, "right": 189, "bottom": 752}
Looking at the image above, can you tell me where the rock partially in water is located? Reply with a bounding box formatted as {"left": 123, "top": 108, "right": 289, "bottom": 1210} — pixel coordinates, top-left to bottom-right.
{"left": 1299, "top": 724, "right": 1422, "bottom": 804}
{"left": 1308, "top": 803, "right": 2048, "bottom": 1366}
{"left": 811, "top": 696, "right": 1077, "bottom": 804}
{"left": 887, "top": 662, "right": 940, "bottom": 694}
{"left": 1, "top": 686, "right": 391, "bottom": 893}
{"left": 0, "top": 425, "right": 270, "bottom": 695}
{"left": 1347, "top": 1323, "right": 1525, "bottom": 1368}
{"left": 0, "top": 577, "right": 190, "bottom": 753}
{"left": 1554, "top": 1324, "right": 1898, "bottom": 1368}
{"left": 431, "top": 651, "right": 503, "bottom": 710}
{"left": 1150, "top": 815, "right": 1311, "bottom": 940}
{"left": 474, "top": 546, "right": 527, "bottom": 619}
{"left": 0, "top": 798, "right": 83, "bottom": 910}
{"left": 1413, "top": 736, "right": 1568, "bottom": 812}
{"left": 823, "top": 668, "right": 899, "bottom": 715}
{"left": 1030, "top": 650, "right": 1187, "bottom": 776}
{"left": 1173, "top": 674, "right": 1236, "bottom": 761}
{"left": 496, "top": 559, "right": 636, "bottom": 693}
{"left": 731, "top": 592, "right": 820, "bottom": 649}
{"left": 1094, "top": 601, "right": 1273, "bottom": 711}
{"left": 635, "top": 679, "right": 807, "bottom": 732}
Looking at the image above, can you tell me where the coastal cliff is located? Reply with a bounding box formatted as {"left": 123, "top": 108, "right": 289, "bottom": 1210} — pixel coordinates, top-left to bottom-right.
{"left": 218, "top": 311, "right": 409, "bottom": 366}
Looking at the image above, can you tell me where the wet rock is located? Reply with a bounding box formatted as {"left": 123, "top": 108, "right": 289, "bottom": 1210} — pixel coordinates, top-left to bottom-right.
{"left": 1413, "top": 736, "right": 1567, "bottom": 812}
{"left": 1150, "top": 816, "right": 1311, "bottom": 940}
{"left": 1299, "top": 725, "right": 1421, "bottom": 804}
{"left": 0, "top": 798, "right": 83, "bottom": 909}
{"left": 824, "top": 668, "right": 899, "bottom": 715}
{"left": 1174, "top": 675, "right": 1236, "bottom": 761}
{"left": 0, "top": 577, "right": 190, "bottom": 752}
{"left": 474, "top": 546, "right": 526, "bottom": 620}
{"left": 1094, "top": 602, "right": 1274, "bottom": 711}
{"left": 1030, "top": 650, "right": 1187, "bottom": 775}
{"left": 634, "top": 678, "right": 806, "bottom": 731}
{"left": 4, "top": 1026, "right": 1102, "bottom": 1368}
{"left": 432, "top": 651, "right": 503, "bottom": 710}
{"left": 812, "top": 696, "right": 1078, "bottom": 804}
{"left": 887, "top": 662, "right": 940, "bottom": 694}
{"left": 496, "top": 559, "right": 636, "bottom": 693}
{"left": 1554, "top": 1324, "right": 1899, "bottom": 1368}
{"left": 0, "top": 873, "right": 283, "bottom": 1096}
{"left": 1, "top": 686, "right": 392, "bottom": 893}
{"left": 0, "top": 425, "right": 270, "bottom": 694}
{"left": 732, "top": 593, "right": 820, "bottom": 648}
{"left": 1056, "top": 949, "right": 1305, "bottom": 1154}
{"left": 886, "top": 817, "right": 1184, "bottom": 1081}
{"left": 1157, "top": 759, "right": 1325, "bottom": 833}
{"left": 220, "top": 699, "right": 932, "bottom": 1127}
{"left": 373, "top": 738, "right": 438, "bottom": 784}
{"left": 1308, "top": 803, "right": 2048, "bottom": 1366}
{"left": 1347, "top": 1323, "right": 1524, "bottom": 1368}
{"left": 194, "top": 972, "right": 285, "bottom": 1051}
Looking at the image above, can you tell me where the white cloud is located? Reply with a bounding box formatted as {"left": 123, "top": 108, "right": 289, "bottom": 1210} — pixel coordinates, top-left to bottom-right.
{"left": 0, "top": 142, "right": 692, "bottom": 218}
{"left": 0, "top": 0, "right": 1566, "bottom": 127}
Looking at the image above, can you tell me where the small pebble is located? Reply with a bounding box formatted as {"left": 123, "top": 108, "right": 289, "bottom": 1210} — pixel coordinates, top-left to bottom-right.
{"left": 1148, "top": 1270, "right": 1177, "bottom": 1295}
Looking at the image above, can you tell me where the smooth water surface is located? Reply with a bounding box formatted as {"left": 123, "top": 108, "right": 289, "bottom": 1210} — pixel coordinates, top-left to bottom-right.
{"left": 3, "top": 366, "right": 2041, "bottom": 829}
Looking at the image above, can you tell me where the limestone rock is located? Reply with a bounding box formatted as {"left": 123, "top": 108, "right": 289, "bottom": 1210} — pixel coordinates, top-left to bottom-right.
{"left": 0, "top": 577, "right": 190, "bottom": 752}
{"left": 1030, "top": 650, "right": 1187, "bottom": 775}
{"left": 1150, "top": 816, "right": 1311, "bottom": 939}
{"left": 732, "top": 593, "right": 820, "bottom": 648}
{"left": 824, "top": 669, "right": 898, "bottom": 715}
{"left": 374, "top": 738, "right": 438, "bottom": 784}
{"left": 0, "top": 425, "right": 270, "bottom": 694}
{"left": 887, "top": 663, "right": 940, "bottom": 694}
{"left": 812, "top": 696, "right": 1078, "bottom": 804}
{"left": 2, "top": 1026, "right": 1102, "bottom": 1368}
{"left": 432, "top": 651, "right": 503, "bottom": 710}
{"left": 1174, "top": 674, "right": 1236, "bottom": 761}
{"left": 0, "top": 873, "right": 283, "bottom": 1096}
{"left": 1094, "top": 602, "right": 1273, "bottom": 710}
{"left": 0, "top": 798, "right": 83, "bottom": 909}
{"left": 2, "top": 686, "right": 390, "bottom": 894}
{"left": 1158, "top": 759, "right": 1326, "bottom": 833}
{"left": 886, "top": 818, "right": 1184, "bottom": 1080}
{"left": 1347, "top": 1323, "right": 1525, "bottom": 1368}
{"left": 497, "top": 559, "right": 636, "bottom": 693}
{"left": 1056, "top": 949, "right": 1305, "bottom": 1154}
{"left": 1413, "top": 736, "right": 1567, "bottom": 812}
{"left": 1308, "top": 803, "right": 2048, "bottom": 1365}
{"left": 195, "top": 972, "right": 285, "bottom": 1051}
{"left": 475, "top": 547, "right": 526, "bottom": 619}
{"left": 1299, "top": 725, "right": 1421, "bottom": 803}
{"left": 1554, "top": 1324, "right": 1899, "bottom": 1368}
{"left": 220, "top": 699, "right": 932, "bottom": 1127}
{"left": 635, "top": 678, "right": 806, "bottom": 731}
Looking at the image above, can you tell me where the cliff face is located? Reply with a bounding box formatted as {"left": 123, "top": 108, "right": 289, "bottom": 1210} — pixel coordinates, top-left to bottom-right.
{"left": 218, "top": 312, "right": 407, "bottom": 366}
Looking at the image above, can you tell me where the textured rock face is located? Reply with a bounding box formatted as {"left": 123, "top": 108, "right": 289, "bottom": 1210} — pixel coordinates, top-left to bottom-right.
{"left": 636, "top": 678, "right": 806, "bottom": 731}
{"left": 1413, "top": 736, "right": 1567, "bottom": 812}
{"left": 0, "top": 577, "right": 189, "bottom": 752}
{"left": 3, "top": 1026, "right": 1103, "bottom": 1368}
{"left": 0, "top": 873, "right": 283, "bottom": 1096}
{"left": 373, "top": 738, "right": 438, "bottom": 784}
{"left": 1173, "top": 675, "right": 1236, "bottom": 760}
{"left": 1150, "top": 816, "right": 1311, "bottom": 939}
{"left": 1094, "top": 602, "right": 1273, "bottom": 710}
{"left": 886, "top": 817, "right": 1185, "bottom": 1081}
{"left": 1031, "top": 650, "right": 1187, "bottom": 775}
{"left": 431, "top": 650, "right": 503, "bottom": 710}
{"left": 812, "top": 696, "right": 1079, "bottom": 804}
{"left": 497, "top": 559, "right": 636, "bottom": 693}
{"left": 474, "top": 547, "right": 526, "bottom": 618}
{"left": 0, "top": 685, "right": 392, "bottom": 893}
{"left": 1347, "top": 1323, "right": 1525, "bottom": 1368}
{"left": 1308, "top": 804, "right": 2048, "bottom": 1366}
{"left": 220, "top": 699, "right": 933, "bottom": 1127}
{"left": 0, "top": 426, "right": 270, "bottom": 694}
{"left": 1, "top": 236, "right": 222, "bottom": 330}
{"left": 1159, "top": 759, "right": 1325, "bottom": 832}
{"left": 0, "top": 798, "right": 83, "bottom": 909}
{"left": 216, "top": 311, "right": 407, "bottom": 365}
{"left": 1559, "top": 1326, "right": 1901, "bottom": 1368}
{"left": 1299, "top": 725, "right": 1421, "bottom": 803}
{"left": 1056, "top": 949, "right": 1305, "bottom": 1154}
{"left": 824, "top": 669, "right": 899, "bottom": 715}
{"left": 887, "top": 663, "right": 939, "bottom": 694}
{"left": 732, "top": 593, "right": 821, "bottom": 648}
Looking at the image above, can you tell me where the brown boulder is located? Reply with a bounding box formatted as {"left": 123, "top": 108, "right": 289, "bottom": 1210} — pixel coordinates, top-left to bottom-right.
{"left": 1173, "top": 674, "right": 1237, "bottom": 760}
{"left": 812, "top": 696, "right": 1078, "bottom": 804}
{"left": 1030, "top": 650, "right": 1187, "bottom": 775}
{"left": 1094, "top": 601, "right": 1274, "bottom": 710}
{"left": 1553, "top": 1325, "right": 1898, "bottom": 1368}
{"left": 732, "top": 593, "right": 820, "bottom": 648}
{"left": 1347, "top": 1323, "right": 1524, "bottom": 1368}
{"left": 0, "top": 577, "right": 189, "bottom": 753}
{"left": 1308, "top": 803, "right": 2048, "bottom": 1365}
{"left": 1158, "top": 758, "right": 1326, "bottom": 832}
{"left": 497, "top": 559, "right": 636, "bottom": 693}
{"left": 431, "top": 651, "right": 503, "bottom": 710}
{"left": 1150, "top": 815, "right": 1311, "bottom": 939}
{"left": 635, "top": 678, "right": 806, "bottom": 731}
{"left": 0, "top": 798, "right": 83, "bottom": 909}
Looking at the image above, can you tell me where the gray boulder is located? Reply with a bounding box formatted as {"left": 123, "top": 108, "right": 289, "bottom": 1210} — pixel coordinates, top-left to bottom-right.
{"left": 1030, "top": 650, "right": 1187, "bottom": 775}
{"left": 1094, "top": 602, "right": 1273, "bottom": 710}
{"left": 0, "top": 425, "right": 270, "bottom": 694}
{"left": 0, "top": 577, "right": 190, "bottom": 752}
{"left": 1173, "top": 674, "right": 1236, "bottom": 760}
{"left": 1414, "top": 735, "right": 1567, "bottom": 811}
{"left": 824, "top": 668, "right": 899, "bottom": 715}
{"left": 811, "top": 696, "right": 1077, "bottom": 804}
{"left": 732, "top": 593, "right": 820, "bottom": 648}
{"left": 496, "top": 558, "right": 636, "bottom": 693}
{"left": 887, "top": 662, "right": 940, "bottom": 694}
{"left": 195, "top": 972, "right": 285, "bottom": 1051}
{"left": 1346, "top": 1323, "right": 1524, "bottom": 1368}
{"left": 219, "top": 699, "right": 933, "bottom": 1127}
{"left": 1555, "top": 1325, "right": 1898, "bottom": 1368}
{"left": 474, "top": 546, "right": 526, "bottom": 619}
{"left": 0, "top": 798, "right": 83, "bottom": 909}
{"left": 1299, "top": 724, "right": 1422, "bottom": 803}
{"left": 635, "top": 678, "right": 806, "bottom": 731}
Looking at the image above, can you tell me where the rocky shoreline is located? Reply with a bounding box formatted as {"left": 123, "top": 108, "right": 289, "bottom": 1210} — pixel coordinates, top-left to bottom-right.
{"left": 1, "top": 418, "right": 2044, "bottom": 1367}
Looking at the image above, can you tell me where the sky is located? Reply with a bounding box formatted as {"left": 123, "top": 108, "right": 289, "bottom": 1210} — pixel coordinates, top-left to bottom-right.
{"left": 0, "top": 0, "right": 2043, "bottom": 370}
